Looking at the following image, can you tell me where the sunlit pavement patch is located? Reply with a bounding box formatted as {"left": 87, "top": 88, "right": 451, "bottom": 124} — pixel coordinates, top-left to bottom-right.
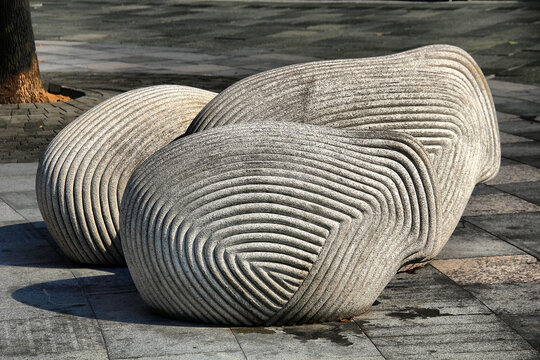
{"left": 431, "top": 255, "right": 540, "bottom": 285}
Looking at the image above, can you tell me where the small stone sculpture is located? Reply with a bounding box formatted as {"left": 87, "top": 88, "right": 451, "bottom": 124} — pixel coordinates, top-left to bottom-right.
{"left": 36, "top": 85, "right": 216, "bottom": 265}
{"left": 187, "top": 45, "right": 500, "bottom": 265}
{"left": 120, "top": 122, "right": 438, "bottom": 325}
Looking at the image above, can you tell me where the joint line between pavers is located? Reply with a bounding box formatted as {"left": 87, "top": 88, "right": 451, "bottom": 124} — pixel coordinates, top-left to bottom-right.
{"left": 69, "top": 269, "right": 113, "bottom": 360}
{"left": 462, "top": 218, "right": 539, "bottom": 261}
{"left": 230, "top": 328, "right": 249, "bottom": 360}
{"left": 428, "top": 264, "right": 539, "bottom": 352}
{"left": 489, "top": 182, "right": 540, "bottom": 207}
{"left": 352, "top": 318, "right": 388, "bottom": 359}
{"left": 501, "top": 155, "right": 540, "bottom": 172}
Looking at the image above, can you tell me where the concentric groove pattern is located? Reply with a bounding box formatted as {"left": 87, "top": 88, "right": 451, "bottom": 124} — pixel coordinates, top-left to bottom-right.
{"left": 36, "top": 85, "right": 217, "bottom": 265}
{"left": 120, "top": 122, "right": 438, "bottom": 325}
{"left": 187, "top": 45, "right": 500, "bottom": 261}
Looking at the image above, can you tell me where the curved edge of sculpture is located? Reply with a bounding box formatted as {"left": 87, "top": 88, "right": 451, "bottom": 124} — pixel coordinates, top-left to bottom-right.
{"left": 120, "top": 122, "right": 439, "bottom": 325}
{"left": 185, "top": 44, "right": 501, "bottom": 263}
{"left": 36, "top": 85, "right": 217, "bottom": 265}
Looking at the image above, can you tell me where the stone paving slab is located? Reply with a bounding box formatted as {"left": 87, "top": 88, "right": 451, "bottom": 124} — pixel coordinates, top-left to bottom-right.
{"left": 354, "top": 267, "right": 538, "bottom": 359}
{"left": 231, "top": 322, "right": 384, "bottom": 360}
{"left": 30, "top": 0, "right": 540, "bottom": 85}
{"left": 431, "top": 255, "right": 540, "bottom": 285}
{"left": 493, "top": 181, "right": 540, "bottom": 206}
{"left": 35, "top": 40, "right": 262, "bottom": 77}
{"left": 500, "top": 141, "right": 540, "bottom": 168}
{"left": 465, "top": 212, "right": 540, "bottom": 259}
{"left": 435, "top": 222, "right": 525, "bottom": 260}
{"left": 1, "top": 316, "right": 107, "bottom": 360}
{"left": 486, "top": 164, "right": 540, "bottom": 185}
{"left": 462, "top": 193, "right": 540, "bottom": 217}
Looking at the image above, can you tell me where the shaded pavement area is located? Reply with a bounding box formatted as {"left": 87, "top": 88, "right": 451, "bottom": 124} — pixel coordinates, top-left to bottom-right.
{"left": 1, "top": 1, "right": 539, "bottom": 359}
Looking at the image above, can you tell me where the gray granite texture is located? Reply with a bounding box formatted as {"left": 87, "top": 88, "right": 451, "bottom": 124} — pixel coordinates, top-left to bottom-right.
{"left": 187, "top": 44, "right": 501, "bottom": 267}
{"left": 35, "top": 85, "right": 217, "bottom": 265}
{"left": 120, "top": 122, "right": 438, "bottom": 325}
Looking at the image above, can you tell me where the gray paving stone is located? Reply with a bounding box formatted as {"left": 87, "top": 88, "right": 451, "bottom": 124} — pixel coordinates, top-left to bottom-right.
{"left": 465, "top": 283, "right": 540, "bottom": 351}
{"left": 0, "top": 316, "right": 107, "bottom": 359}
{"left": 13, "top": 208, "right": 43, "bottom": 223}
{"left": 471, "top": 183, "right": 503, "bottom": 196}
{"left": 3, "top": 350, "right": 108, "bottom": 360}
{"left": 0, "top": 220, "right": 27, "bottom": 227}
{"left": 0, "top": 200, "right": 25, "bottom": 222}
{"left": 114, "top": 352, "right": 246, "bottom": 360}
{"left": 464, "top": 212, "right": 540, "bottom": 258}
{"left": 86, "top": 292, "right": 243, "bottom": 359}
{"left": 462, "top": 193, "right": 540, "bottom": 217}
{"left": 0, "top": 223, "right": 64, "bottom": 266}
{"left": 499, "top": 131, "right": 534, "bottom": 144}
{"left": 40, "top": 71, "right": 239, "bottom": 93}
{"left": 0, "top": 191, "right": 38, "bottom": 210}
{"left": 499, "top": 315, "right": 540, "bottom": 352}
{"left": 493, "top": 181, "right": 540, "bottom": 206}
{"left": 0, "top": 176, "right": 37, "bottom": 193}
{"left": 0, "top": 163, "right": 38, "bottom": 177}
{"left": 356, "top": 310, "right": 535, "bottom": 359}
{"left": 501, "top": 141, "right": 540, "bottom": 168}
{"left": 371, "top": 267, "right": 491, "bottom": 316}
{"left": 465, "top": 282, "right": 540, "bottom": 316}
{"left": 436, "top": 222, "right": 525, "bottom": 259}
{"left": 498, "top": 120, "right": 540, "bottom": 137}
{"left": 28, "top": 0, "right": 540, "bottom": 84}
{"left": 393, "top": 350, "right": 540, "bottom": 360}
{"left": 70, "top": 267, "right": 137, "bottom": 295}
{"left": 232, "top": 322, "right": 383, "bottom": 360}
{"left": 0, "top": 265, "right": 90, "bottom": 319}
{"left": 486, "top": 164, "right": 540, "bottom": 186}
{"left": 431, "top": 255, "right": 539, "bottom": 285}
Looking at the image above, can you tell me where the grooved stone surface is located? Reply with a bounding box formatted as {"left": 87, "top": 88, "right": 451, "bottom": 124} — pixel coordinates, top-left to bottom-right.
{"left": 187, "top": 45, "right": 501, "bottom": 265}
{"left": 120, "top": 122, "right": 438, "bottom": 325}
{"left": 35, "top": 85, "right": 217, "bottom": 265}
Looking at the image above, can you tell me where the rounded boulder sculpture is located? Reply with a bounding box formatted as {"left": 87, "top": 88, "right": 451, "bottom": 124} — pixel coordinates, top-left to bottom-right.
{"left": 120, "top": 122, "right": 439, "bottom": 325}
{"left": 36, "top": 85, "right": 217, "bottom": 265}
{"left": 187, "top": 45, "right": 500, "bottom": 265}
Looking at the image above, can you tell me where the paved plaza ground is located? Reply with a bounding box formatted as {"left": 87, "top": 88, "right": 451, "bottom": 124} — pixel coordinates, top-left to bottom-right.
{"left": 0, "top": 0, "right": 539, "bottom": 359}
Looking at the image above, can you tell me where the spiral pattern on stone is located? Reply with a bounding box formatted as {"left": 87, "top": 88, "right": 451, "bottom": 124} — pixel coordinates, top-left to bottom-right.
{"left": 187, "top": 45, "right": 500, "bottom": 262}
{"left": 36, "top": 85, "right": 217, "bottom": 265}
{"left": 120, "top": 122, "right": 438, "bottom": 325}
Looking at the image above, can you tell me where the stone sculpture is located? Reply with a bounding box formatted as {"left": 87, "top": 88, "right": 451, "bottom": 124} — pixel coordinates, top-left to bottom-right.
{"left": 187, "top": 44, "right": 501, "bottom": 265}
{"left": 120, "top": 122, "right": 438, "bottom": 325}
{"left": 36, "top": 85, "right": 217, "bottom": 265}
{"left": 37, "top": 45, "right": 500, "bottom": 325}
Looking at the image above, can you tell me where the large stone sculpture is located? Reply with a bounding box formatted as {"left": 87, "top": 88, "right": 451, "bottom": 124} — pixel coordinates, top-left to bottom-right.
{"left": 37, "top": 45, "right": 500, "bottom": 325}
{"left": 187, "top": 45, "right": 500, "bottom": 265}
{"left": 120, "top": 122, "right": 438, "bottom": 325}
{"left": 36, "top": 85, "right": 217, "bottom": 265}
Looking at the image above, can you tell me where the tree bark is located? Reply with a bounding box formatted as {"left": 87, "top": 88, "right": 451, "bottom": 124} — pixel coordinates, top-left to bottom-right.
{"left": 0, "top": 0, "right": 47, "bottom": 104}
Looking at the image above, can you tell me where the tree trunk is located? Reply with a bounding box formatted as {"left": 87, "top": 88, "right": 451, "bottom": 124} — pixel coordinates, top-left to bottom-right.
{"left": 0, "top": 0, "right": 47, "bottom": 104}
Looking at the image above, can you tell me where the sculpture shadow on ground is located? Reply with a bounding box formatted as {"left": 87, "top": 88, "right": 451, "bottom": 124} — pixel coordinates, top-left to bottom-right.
{"left": 0, "top": 222, "right": 76, "bottom": 269}
{"left": 0, "top": 222, "right": 218, "bottom": 327}
{"left": 10, "top": 275, "right": 225, "bottom": 327}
